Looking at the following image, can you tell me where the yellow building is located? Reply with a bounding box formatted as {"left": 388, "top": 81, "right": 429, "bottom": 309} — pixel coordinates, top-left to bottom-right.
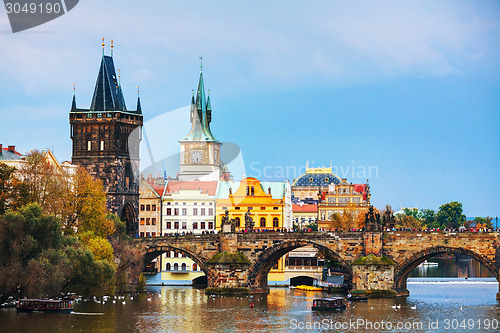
{"left": 215, "top": 177, "right": 292, "bottom": 231}
{"left": 215, "top": 177, "right": 292, "bottom": 284}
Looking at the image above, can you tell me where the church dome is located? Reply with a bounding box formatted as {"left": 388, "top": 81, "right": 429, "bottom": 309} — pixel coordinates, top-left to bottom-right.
{"left": 292, "top": 167, "right": 341, "bottom": 187}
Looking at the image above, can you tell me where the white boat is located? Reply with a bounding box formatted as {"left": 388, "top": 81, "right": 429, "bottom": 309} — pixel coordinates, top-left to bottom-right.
{"left": 420, "top": 260, "right": 438, "bottom": 266}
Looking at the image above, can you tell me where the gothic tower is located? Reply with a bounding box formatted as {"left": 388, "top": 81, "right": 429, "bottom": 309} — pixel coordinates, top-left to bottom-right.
{"left": 69, "top": 40, "right": 143, "bottom": 235}
{"left": 178, "top": 64, "right": 221, "bottom": 181}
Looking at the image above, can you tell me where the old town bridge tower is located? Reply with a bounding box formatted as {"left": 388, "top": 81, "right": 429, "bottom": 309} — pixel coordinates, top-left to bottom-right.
{"left": 69, "top": 40, "right": 142, "bottom": 235}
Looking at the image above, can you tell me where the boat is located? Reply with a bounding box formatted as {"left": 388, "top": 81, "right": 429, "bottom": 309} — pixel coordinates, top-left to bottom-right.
{"left": 346, "top": 295, "right": 368, "bottom": 301}
{"left": 312, "top": 297, "right": 346, "bottom": 311}
{"left": 17, "top": 299, "right": 73, "bottom": 313}
{"left": 295, "top": 285, "right": 323, "bottom": 291}
{"left": 421, "top": 260, "right": 438, "bottom": 266}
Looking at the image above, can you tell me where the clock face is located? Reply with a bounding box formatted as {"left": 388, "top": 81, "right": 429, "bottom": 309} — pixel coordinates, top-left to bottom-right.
{"left": 190, "top": 151, "right": 203, "bottom": 163}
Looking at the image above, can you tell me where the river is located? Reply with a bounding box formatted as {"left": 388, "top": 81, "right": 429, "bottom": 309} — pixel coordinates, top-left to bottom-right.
{"left": 1, "top": 258, "right": 499, "bottom": 332}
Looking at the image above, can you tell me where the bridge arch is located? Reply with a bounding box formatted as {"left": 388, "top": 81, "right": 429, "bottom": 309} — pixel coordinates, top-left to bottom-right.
{"left": 246, "top": 239, "right": 351, "bottom": 292}
{"left": 142, "top": 245, "right": 211, "bottom": 279}
{"left": 394, "top": 246, "right": 500, "bottom": 296}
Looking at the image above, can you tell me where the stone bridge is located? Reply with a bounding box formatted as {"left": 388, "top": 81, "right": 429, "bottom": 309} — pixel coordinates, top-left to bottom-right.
{"left": 134, "top": 231, "right": 500, "bottom": 298}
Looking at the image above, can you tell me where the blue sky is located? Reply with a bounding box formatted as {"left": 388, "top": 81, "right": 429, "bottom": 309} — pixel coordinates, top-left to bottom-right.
{"left": 1, "top": 1, "right": 499, "bottom": 217}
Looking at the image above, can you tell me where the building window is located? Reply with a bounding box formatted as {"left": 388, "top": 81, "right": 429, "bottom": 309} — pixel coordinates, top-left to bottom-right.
{"left": 192, "top": 263, "right": 198, "bottom": 271}
{"left": 251, "top": 186, "right": 255, "bottom": 195}
{"left": 167, "top": 202, "right": 171, "bottom": 205}
{"left": 201, "top": 208, "right": 205, "bottom": 216}
{"left": 194, "top": 202, "right": 197, "bottom": 205}
{"left": 193, "top": 208, "right": 198, "bottom": 216}
{"left": 208, "top": 221, "right": 214, "bottom": 229}
{"left": 201, "top": 222, "right": 206, "bottom": 229}
{"left": 140, "top": 218, "right": 145, "bottom": 225}
{"left": 100, "top": 140, "right": 104, "bottom": 151}
{"left": 201, "top": 202, "right": 205, "bottom": 205}
{"left": 146, "top": 232, "right": 150, "bottom": 237}
{"left": 173, "top": 263, "right": 179, "bottom": 271}
{"left": 146, "top": 218, "right": 150, "bottom": 225}
{"left": 152, "top": 205, "right": 156, "bottom": 211}
{"left": 209, "top": 202, "right": 212, "bottom": 205}
{"left": 273, "top": 207, "right": 279, "bottom": 210}
{"left": 140, "top": 232, "right": 144, "bottom": 237}
{"left": 260, "top": 217, "right": 266, "bottom": 227}
{"left": 87, "top": 140, "right": 91, "bottom": 151}
{"left": 193, "top": 222, "right": 198, "bottom": 229}
{"left": 182, "top": 222, "right": 187, "bottom": 229}
{"left": 208, "top": 208, "right": 213, "bottom": 215}
{"left": 325, "top": 178, "right": 329, "bottom": 183}
{"left": 182, "top": 208, "right": 187, "bottom": 215}
{"left": 235, "top": 217, "right": 240, "bottom": 227}
{"left": 309, "top": 177, "right": 313, "bottom": 182}
{"left": 166, "top": 208, "right": 172, "bottom": 215}
{"left": 146, "top": 205, "right": 151, "bottom": 211}
{"left": 140, "top": 205, "right": 145, "bottom": 211}
{"left": 235, "top": 207, "right": 240, "bottom": 210}
{"left": 165, "top": 251, "right": 171, "bottom": 257}
{"left": 179, "top": 252, "right": 183, "bottom": 258}
{"left": 174, "top": 208, "right": 179, "bottom": 215}
{"left": 273, "top": 217, "right": 279, "bottom": 228}
{"left": 166, "top": 222, "right": 171, "bottom": 229}
{"left": 166, "top": 263, "right": 171, "bottom": 270}
{"left": 246, "top": 186, "right": 250, "bottom": 195}
{"left": 152, "top": 232, "right": 156, "bottom": 237}
{"left": 260, "top": 207, "right": 266, "bottom": 210}
{"left": 152, "top": 218, "right": 156, "bottom": 225}
{"left": 183, "top": 202, "right": 186, "bottom": 205}
{"left": 328, "top": 197, "right": 336, "bottom": 203}
{"left": 174, "top": 221, "right": 179, "bottom": 229}
{"left": 181, "top": 263, "right": 187, "bottom": 271}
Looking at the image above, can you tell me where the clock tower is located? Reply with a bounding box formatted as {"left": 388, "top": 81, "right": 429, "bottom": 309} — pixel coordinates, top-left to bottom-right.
{"left": 178, "top": 65, "right": 221, "bottom": 181}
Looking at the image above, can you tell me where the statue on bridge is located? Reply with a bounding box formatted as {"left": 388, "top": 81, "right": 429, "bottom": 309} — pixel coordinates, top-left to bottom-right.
{"left": 221, "top": 210, "right": 237, "bottom": 233}
{"left": 364, "top": 205, "right": 381, "bottom": 232}
{"left": 245, "top": 208, "right": 255, "bottom": 232}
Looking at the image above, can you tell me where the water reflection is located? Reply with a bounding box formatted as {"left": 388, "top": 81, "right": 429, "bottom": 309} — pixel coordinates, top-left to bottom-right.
{"left": 410, "top": 257, "right": 493, "bottom": 278}
{"left": 0, "top": 258, "right": 498, "bottom": 332}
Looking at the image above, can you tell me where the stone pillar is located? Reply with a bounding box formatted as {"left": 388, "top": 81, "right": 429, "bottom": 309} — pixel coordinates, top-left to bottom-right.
{"left": 363, "top": 232, "right": 382, "bottom": 256}
{"left": 205, "top": 250, "right": 252, "bottom": 295}
{"left": 350, "top": 253, "right": 397, "bottom": 298}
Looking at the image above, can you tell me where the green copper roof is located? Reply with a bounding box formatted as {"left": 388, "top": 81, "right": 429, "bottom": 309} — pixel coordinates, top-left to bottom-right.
{"left": 181, "top": 69, "right": 218, "bottom": 142}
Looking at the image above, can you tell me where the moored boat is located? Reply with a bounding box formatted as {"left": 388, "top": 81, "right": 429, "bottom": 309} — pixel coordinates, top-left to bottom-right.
{"left": 346, "top": 295, "right": 368, "bottom": 301}
{"left": 17, "top": 299, "right": 73, "bottom": 313}
{"left": 295, "top": 285, "right": 323, "bottom": 291}
{"left": 312, "top": 297, "right": 346, "bottom": 311}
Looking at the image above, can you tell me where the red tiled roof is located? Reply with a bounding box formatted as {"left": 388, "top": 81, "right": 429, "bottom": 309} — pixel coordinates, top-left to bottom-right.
{"left": 165, "top": 180, "right": 218, "bottom": 196}
{"left": 353, "top": 184, "right": 367, "bottom": 194}
{"left": 152, "top": 185, "right": 165, "bottom": 197}
{"left": 292, "top": 204, "right": 318, "bottom": 212}
{"left": 1, "top": 147, "right": 23, "bottom": 156}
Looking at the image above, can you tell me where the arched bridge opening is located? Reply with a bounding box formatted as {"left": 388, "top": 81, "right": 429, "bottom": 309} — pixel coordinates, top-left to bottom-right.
{"left": 247, "top": 239, "right": 351, "bottom": 293}
{"left": 394, "top": 246, "right": 499, "bottom": 297}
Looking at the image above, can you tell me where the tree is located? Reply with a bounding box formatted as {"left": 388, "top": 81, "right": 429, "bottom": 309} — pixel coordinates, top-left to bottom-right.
{"left": 436, "top": 201, "right": 466, "bottom": 229}
{"left": 0, "top": 162, "right": 29, "bottom": 215}
{"left": 420, "top": 209, "right": 436, "bottom": 228}
{"left": 395, "top": 214, "right": 426, "bottom": 230}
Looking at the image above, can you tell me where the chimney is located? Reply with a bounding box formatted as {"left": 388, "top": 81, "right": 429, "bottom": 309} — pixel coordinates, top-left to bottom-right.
{"left": 8, "top": 145, "right": 15, "bottom": 152}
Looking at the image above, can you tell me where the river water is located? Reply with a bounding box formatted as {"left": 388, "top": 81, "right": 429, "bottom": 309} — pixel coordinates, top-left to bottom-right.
{"left": 1, "top": 258, "right": 499, "bottom": 332}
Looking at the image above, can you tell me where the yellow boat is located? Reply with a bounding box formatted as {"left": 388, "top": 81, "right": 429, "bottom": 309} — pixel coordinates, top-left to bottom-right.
{"left": 295, "top": 285, "right": 323, "bottom": 291}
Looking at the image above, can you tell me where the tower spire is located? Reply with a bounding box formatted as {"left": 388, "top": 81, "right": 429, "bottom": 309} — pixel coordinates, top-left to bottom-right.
{"left": 71, "top": 84, "right": 77, "bottom": 112}
{"left": 136, "top": 86, "right": 142, "bottom": 114}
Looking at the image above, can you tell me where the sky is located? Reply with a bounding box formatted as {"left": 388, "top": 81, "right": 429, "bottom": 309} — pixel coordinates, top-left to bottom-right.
{"left": 1, "top": 1, "right": 499, "bottom": 218}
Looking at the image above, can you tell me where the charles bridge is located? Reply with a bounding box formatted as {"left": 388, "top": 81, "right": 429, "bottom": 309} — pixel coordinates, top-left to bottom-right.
{"left": 134, "top": 231, "right": 500, "bottom": 298}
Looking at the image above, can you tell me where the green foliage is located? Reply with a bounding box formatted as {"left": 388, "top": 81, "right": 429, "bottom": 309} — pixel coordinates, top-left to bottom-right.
{"left": 420, "top": 209, "right": 436, "bottom": 227}
{"left": 0, "top": 204, "right": 116, "bottom": 301}
{"left": 436, "top": 201, "right": 466, "bottom": 229}
{"left": 402, "top": 208, "right": 422, "bottom": 219}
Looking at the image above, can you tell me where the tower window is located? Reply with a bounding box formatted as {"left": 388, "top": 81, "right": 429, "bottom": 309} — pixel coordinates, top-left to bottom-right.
{"left": 246, "top": 186, "right": 250, "bottom": 196}
{"left": 251, "top": 186, "right": 255, "bottom": 196}
{"left": 87, "top": 140, "right": 91, "bottom": 151}
{"left": 100, "top": 140, "right": 104, "bottom": 151}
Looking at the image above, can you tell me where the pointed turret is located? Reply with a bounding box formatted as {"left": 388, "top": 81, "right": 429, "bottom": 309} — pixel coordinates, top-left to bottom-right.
{"left": 71, "top": 84, "right": 77, "bottom": 112}
{"left": 181, "top": 64, "right": 217, "bottom": 142}
{"left": 206, "top": 89, "right": 212, "bottom": 124}
{"left": 90, "top": 47, "right": 126, "bottom": 112}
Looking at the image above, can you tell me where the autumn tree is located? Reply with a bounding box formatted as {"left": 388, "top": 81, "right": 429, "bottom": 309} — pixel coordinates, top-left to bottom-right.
{"left": 0, "top": 162, "right": 29, "bottom": 215}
